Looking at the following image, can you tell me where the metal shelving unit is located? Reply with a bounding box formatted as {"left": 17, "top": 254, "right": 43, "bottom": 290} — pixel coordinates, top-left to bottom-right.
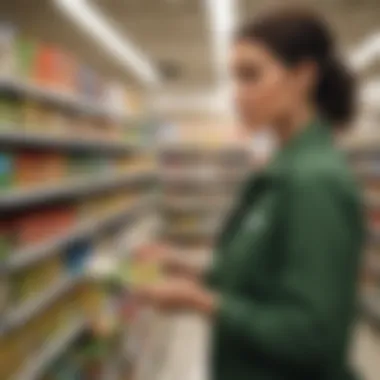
{"left": 0, "top": 72, "right": 157, "bottom": 379}
{"left": 0, "top": 170, "right": 155, "bottom": 213}
{"left": 10, "top": 318, "right": 86, "bottom": 380}
{"left": 0, "top": 77, "right": 127, "bottom": 122}
{"left": 1, "top": 275, "right": 79, "bottom": 335}
{"left": 345, "top": 137, "right": 380, "bottom": 325}
{"left": 0, "top": 129, "right": 142, "bottom": 156}
{"left": 3, "top": 194, "right": 154, "bottom": 272}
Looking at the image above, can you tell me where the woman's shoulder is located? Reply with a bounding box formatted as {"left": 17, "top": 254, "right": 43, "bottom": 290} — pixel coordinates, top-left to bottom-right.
{"left": 283, "top": 144, "right": 359, "bottom": 199}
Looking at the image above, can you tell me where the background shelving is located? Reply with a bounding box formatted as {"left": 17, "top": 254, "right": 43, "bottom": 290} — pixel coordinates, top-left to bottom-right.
{"left": 344, "top": 136, "right": 380, "bottom": 325}
{"left": 0, "top": 22, "right": 158, "bottom": 380}
{"left": 158, "top": 144, "right": 250, "bottom": 248}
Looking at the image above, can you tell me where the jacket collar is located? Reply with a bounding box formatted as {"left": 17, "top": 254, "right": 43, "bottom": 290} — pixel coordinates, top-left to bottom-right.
{"left": 257, "top": 116, "right": 331, "bottom": 181}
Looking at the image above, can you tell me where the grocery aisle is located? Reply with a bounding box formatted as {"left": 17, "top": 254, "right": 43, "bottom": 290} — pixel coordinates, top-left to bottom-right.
{"left": 1, "top": 1, "right": 380, "bottom": 379}
{"left": 351, "top": 322, "right": 380, "bottom": 380}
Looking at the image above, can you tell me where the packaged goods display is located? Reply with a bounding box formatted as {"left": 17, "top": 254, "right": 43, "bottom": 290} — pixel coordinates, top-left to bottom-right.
{"left": 13, "top": 205, "right": 76, "bottom": 249}
{"left": 345, "top": 142, "right": 380, "bottom": 324}
{"left": 0, "top": 21, "right": 157, "bottom": 380}
{"left": 0, "top": 151, "right": 14, "bottom": 190}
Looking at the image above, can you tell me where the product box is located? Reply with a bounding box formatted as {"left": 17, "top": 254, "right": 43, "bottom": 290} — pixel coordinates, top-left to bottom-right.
{"left": 9, "top": 256, "right": 64, "bottom": 308}
{"left": 15, "top": 150, "right": 68, "bottom": 189}
{"left": 67, "top": 154, "right": 100, "bottom": 179}
{"left": 15, "top": 35, "right": 38, "bottom": 80}
{"left": 55, "top": 49, "right": 77, "bottom": 94}
{"left": 21, "top": 100, "right": 45, "bottom": 133}
{"left": 0, "top": 328, "right": 25, "bottom": 379}
{"left": 34, "top": 44, "right": 60, "bottom": 88}
{"left": 0, "top": 95, "right": 22, "bottom": 128}
{"left": 77, "top": 64, "right": 98, "bottom": 101}
{"left": 0, "top": 219, "right": 15, "bottom": 261}
{"left": 0, "top": 22, "right": 17, "bottom": 77}
{"left": 65, "top": 241, "right": 93, "bottom": 276}
{"left": 0, "top": 152, "right": 14, "bottom": 192}
{"left": 13, "top": 206, "right": 77, "bottom": 249}
{"left": 0, "top": 272, "right": 10, "bottom": 317}
{"left": 75, "top": 116, "right": 97, "bottom": 140}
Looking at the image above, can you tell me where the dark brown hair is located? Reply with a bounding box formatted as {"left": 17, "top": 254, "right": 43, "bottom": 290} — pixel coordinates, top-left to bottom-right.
{"left": 237, "top": 6, "right": 356, "bottom": 127}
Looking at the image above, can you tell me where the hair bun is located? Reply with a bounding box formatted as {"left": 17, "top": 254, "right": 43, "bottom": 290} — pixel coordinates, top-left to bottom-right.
{"left": 316, "top": 56, "right": 356, "bottom": 127}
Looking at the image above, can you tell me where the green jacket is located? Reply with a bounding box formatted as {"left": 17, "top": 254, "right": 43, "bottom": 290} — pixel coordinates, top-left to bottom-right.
{"left": 207, "top": 119, "right": 364, "bottom": 380}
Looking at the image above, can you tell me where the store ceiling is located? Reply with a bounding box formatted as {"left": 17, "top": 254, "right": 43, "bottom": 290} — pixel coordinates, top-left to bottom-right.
{"left": 1, "top": 0, "right": 380, "bottom": 91}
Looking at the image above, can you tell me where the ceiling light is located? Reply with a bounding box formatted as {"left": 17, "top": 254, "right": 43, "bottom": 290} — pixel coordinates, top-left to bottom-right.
{"left": 349, "top": 32, "right": 380, "bottom": 71}
{"left": 54, "top": 0, "right": 160, "bottom": 86}
{"left": 204, "top": 0, "right": 237, "bottom": 83}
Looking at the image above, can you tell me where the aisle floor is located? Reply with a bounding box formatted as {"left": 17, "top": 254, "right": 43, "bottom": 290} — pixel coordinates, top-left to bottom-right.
{"left": 140, "top": 316, "right": 380, "bottom": 380}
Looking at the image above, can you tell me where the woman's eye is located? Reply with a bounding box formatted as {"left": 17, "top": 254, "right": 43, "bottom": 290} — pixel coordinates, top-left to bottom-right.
{"left": 235, "top": 66, "right": 260, "bottom": 82}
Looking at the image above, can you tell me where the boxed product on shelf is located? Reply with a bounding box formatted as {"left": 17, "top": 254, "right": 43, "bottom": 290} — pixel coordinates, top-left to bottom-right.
{"left": 15, "top": 35, "right": 38, "bottom": 80}
{"left": 0, "top": 151, "right": 14, "bottom": 191}
{"left": 21, "top": 99, "right": 45, "bottom": 133}
{"left": 34, "top": 43, "right": 61, "bottom": 89}
{"left": 74, "top": 115, "right": 98, "bottom": 140}
{"left": 0, "top": 23, "right": 40, "bottom": 81}
{"left": 47, "top": 292, "right": 80, "bottom": 334}
{"left": 22, "top": 101, "right": 68, "bottom": 136}
{"left": 13, "top": 205, "right": 77, "bottom": 250}
{"left": 55, "top": 49, "right": 77, "bottom": 93}
{"left": 117, "top": 156, "right": 155, "bottom": 174}
{"left": 65, "top": 241, "right": 93, "bottom": 276}
{"left": 98, "top": 119, "right": 123, "bottom": 142}
{"left": 0, "top": 94, "right": 23, "bottom": 128}
{"left": 77, "top": 64, "right": 99, "bottom": 101}
{"left": 68, "top": 153, "right": 111, "bottom": 179}
{"left": 79, "top": 192, "right": 136, "bottom": 222}
{"left": 0, "top": 327, "right": 25, "bottom": 379}
{"left": 0, "top": 219, "right": 15, "bottom": 261}
{"left": 9, "top": 296, "right": 80, "bottom": 379}
{"left": 0, "top": 23, "right": 17, "bottom": 77}
{"left": 15, "top": 149, "right": 68, "bottom": 188}
{"left": 78, "top": 281, "right": 112, "bottom": 331}
{"left": 0, "top": 271, "right": 10, "bottom": 317}
{"left": 9, "top": 255, "right": 64, "bottom": 308}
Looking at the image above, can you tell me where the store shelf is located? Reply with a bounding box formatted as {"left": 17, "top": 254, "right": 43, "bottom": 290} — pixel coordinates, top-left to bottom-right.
{"left": 361, "top": 291, "right": 380, "bottom": 324}
{"left": 11, "top": 318, "right": 86, "bottom": 380}
{"left": 162, "top": 197, "right": 231, "bottom": 213}
{"left": 160, "top": 173, "right": 245, "bottom": 186}
{"left": 0, "top": 77, "right": 127, "bottom": 122}
{"left": 0, "top": 170, "right": 155, "bottom": 213}
{"left": 341, "top": 137, "right": 380, "bottom": 156}
{"left": 4, "top": 195, "right": 153, "bottom": 272}
{"left": 159, "top": 144, "right": 249, "bottom": 157}
{"left": 0, "top": 130, "right": 142, "bottom": 156}
{"left": 2, "top": 275, "right": 78, "bottom": 335}
{"left": 164, "top": 223, "right": 218, "bottom": 240}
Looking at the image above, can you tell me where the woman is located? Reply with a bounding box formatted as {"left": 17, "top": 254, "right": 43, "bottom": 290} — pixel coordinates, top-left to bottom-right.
{"left": 137, "top": 6, "right": 364, "bottom": 380}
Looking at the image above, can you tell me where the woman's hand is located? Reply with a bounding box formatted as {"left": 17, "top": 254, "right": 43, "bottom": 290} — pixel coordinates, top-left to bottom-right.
{"left": 133, "top": 242, "right": 202, "bottom": 278}
{"left": 135, "top": 277, "right": 218, "bottom": 315}
{"left": 134, "top": 242, "right": 172, "bottom": 263}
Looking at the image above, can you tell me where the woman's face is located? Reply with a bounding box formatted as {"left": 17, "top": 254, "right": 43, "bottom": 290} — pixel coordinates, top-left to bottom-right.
{"left": 231, "top": 39, "right": 311, "bottom": 131}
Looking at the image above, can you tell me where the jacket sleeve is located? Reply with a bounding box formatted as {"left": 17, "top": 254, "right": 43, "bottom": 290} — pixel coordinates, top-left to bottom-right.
{"left": 214, "top": 175, "right": 361, "bottom": 368}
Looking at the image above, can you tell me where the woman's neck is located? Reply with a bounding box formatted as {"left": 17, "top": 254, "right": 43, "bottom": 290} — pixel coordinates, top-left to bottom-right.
{"left": 275, "top": 106, "right": 317, "bottom": 147}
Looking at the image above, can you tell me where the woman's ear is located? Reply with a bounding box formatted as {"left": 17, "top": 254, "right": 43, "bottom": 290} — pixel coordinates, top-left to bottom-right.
{"left": 293, "top": 59, "right": 319, "bottom": 99}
